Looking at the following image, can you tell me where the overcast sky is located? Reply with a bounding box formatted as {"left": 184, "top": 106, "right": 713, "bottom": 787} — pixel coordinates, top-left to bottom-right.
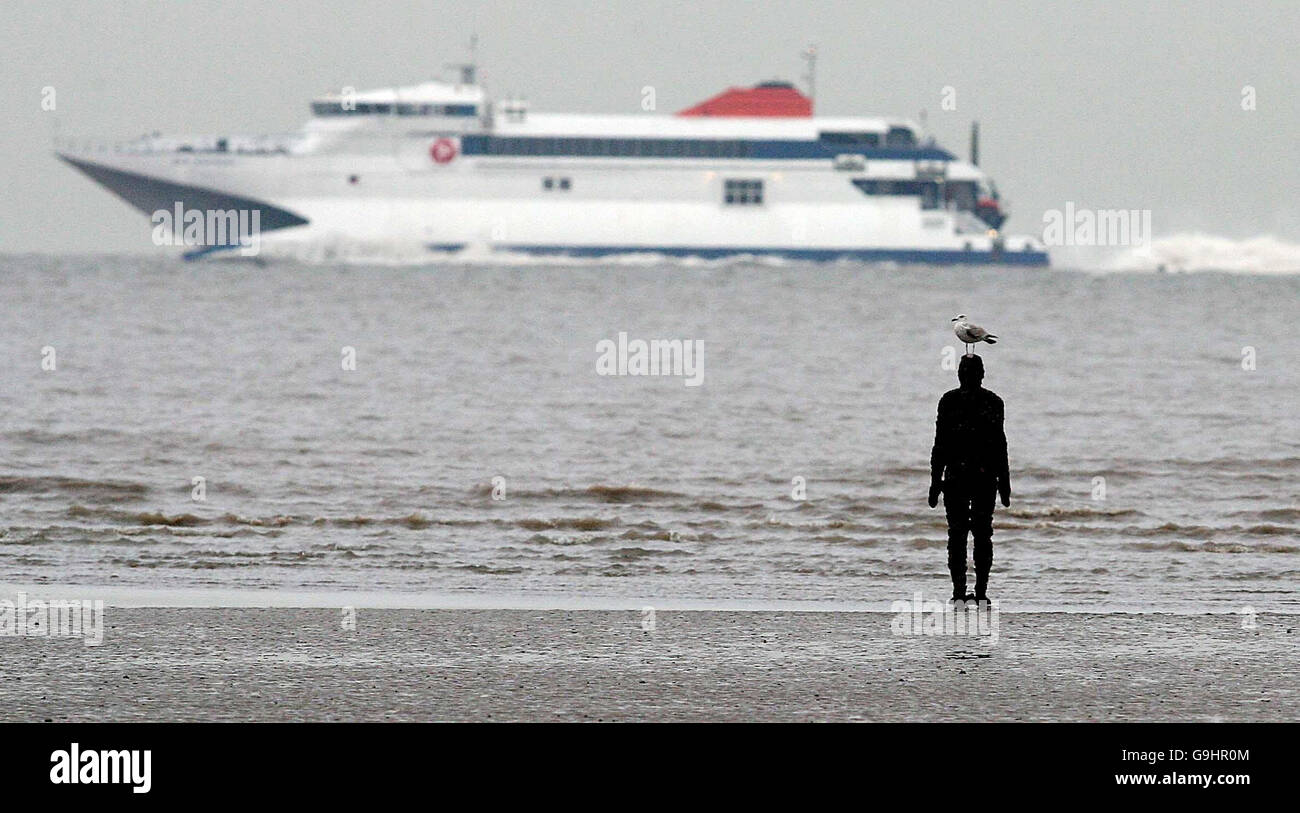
{"left": 3, "top": 0, "right": 1298, "bottom": 253}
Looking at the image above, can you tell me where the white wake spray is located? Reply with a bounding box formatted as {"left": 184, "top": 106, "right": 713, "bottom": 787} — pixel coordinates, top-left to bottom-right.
{"left": 1106, "top": 233, "right": 1300, "bottom": 274}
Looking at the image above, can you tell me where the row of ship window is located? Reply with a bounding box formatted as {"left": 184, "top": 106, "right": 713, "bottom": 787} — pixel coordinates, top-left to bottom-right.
{"left": 494, "top": 137, "right": 755, "bottom": 158}
{"left": 539, "top": 177, "right": 764, "bottom": 203}
{"left": 463, "top": 130, "right": 917, "bottom": 159}
{"left": 535, "top": 178, "right": 967, "bottom": 207}
{"left": 311, "top": 102, "right": 478, "bottom": 117}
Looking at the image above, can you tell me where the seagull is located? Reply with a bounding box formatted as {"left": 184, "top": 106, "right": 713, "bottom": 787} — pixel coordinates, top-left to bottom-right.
{"left": 951, "top": 314, "right": 998, "bottom": 354}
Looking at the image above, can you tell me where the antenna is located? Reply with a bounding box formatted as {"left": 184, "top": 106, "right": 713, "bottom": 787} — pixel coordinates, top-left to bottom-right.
{"left": 445, "top": 33, "right": 478, "bottom": 86}
{"left": 801, "top": 44, "right": 817, "bottom": 112}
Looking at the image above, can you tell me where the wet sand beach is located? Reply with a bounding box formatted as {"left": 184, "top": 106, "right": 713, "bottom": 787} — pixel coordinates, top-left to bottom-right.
{"left": 2, "top": 608, "right": 1295, "bottom": 722}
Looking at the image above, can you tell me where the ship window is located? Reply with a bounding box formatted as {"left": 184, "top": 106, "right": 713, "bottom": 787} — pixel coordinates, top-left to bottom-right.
{"left": 885, "top": 126, "right": 916, "bottom": 148}
{"left": 559, "top": 177, "right": 571, "bottom": 190}
{"left": 946, "top": 181, "right": 976, "bottom": 211}
{"left": 820, "top": 131, "right": 881, "bottom": 147}
{"left": 724, "top": 179, "right": 764, "bottom": 206}
{"left": 852, "top": 179, "right": 942, "bottom": 202}
{"left": 400, "top": 103, "right": 476, "bottom": 116}
{"left": 921, "top": 183, "right": 940, "bottom": 210}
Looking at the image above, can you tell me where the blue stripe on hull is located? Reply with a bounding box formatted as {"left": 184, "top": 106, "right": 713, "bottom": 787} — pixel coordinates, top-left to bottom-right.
{"left": 435, "top": 243, "right": 1050, "bottom": 267}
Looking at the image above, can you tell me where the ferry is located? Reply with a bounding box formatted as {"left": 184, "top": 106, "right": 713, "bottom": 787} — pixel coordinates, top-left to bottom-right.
{"left": 57, "top": 56, "right": 1049, "bottom": 265}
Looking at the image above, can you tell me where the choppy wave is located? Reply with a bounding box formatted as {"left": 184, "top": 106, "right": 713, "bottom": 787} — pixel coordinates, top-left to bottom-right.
{"left": 468, "top": 483, "right": 687, "bottom": 503}
{"left": 42, "top": 493, "right": 1294, "bottom": 544}
{"left": 1004, "top": 505, "right": 1142, "bottom": 520}
{"left": 57, "top": 504, "right": 641, "bottom": 534}
{"left": 0, "top": 475, "right": 149, "bottom": 500}
{"left": 1124, "top": 540, "right": 1300, "bottom": 554}
{"left": 67, "top": 505, "right": 205, "bottom": 526}
{"left": 1243, "top": 508, "right": 1300, "bottom": 522}
{"left": 1120, "top": 521, "right": 1298, "bottom": 540}
{"left": 1016, "top": 458, "right": 1300, "bottom": 479}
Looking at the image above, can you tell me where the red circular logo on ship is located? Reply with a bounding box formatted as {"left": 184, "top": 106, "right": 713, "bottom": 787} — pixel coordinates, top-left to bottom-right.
{"left": 430, "top": 138, "right": 458, "bottom": 164}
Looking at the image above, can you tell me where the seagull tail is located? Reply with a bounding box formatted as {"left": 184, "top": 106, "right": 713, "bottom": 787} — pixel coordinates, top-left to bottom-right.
{"left": 984, "top": 335, "right": 998, "bottom": 344}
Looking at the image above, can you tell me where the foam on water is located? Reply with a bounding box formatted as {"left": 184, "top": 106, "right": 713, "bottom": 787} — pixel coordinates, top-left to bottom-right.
{"left": 250, "top": 236, "right": 800, "bottom": 269}
{"left": 237, "top": 230, "right": 1300, "bottom": 274}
